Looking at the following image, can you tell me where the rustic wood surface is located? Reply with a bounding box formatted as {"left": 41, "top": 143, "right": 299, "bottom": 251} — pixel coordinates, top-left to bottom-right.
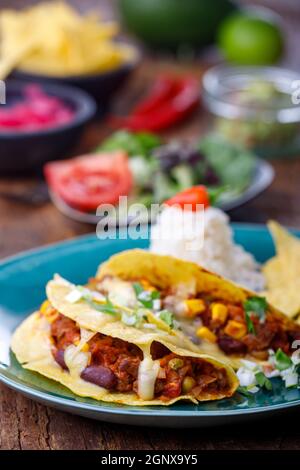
{"left": 1, "top": 0, "right": 300, "bottom": 451}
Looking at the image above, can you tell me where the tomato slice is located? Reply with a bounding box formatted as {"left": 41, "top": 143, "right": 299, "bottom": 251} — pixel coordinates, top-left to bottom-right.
{"left": 165, "top": 185, "right": 210, "bottom": 211}
{"left": 44, "top": 151, "right": 132, "bottom": 212}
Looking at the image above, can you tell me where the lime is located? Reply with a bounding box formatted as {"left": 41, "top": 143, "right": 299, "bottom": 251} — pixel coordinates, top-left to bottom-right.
{"left": 218, "top": 13, "right": 283, "bottom": 65}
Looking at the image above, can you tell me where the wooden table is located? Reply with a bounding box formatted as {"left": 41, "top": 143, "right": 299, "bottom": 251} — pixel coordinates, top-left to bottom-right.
{"left": 1, "top": 1, "right": 300, "bottom": 451}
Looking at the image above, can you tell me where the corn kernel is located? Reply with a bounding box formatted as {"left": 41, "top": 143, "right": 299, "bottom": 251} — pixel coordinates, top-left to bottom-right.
{"left": 40, "top": 300, "right": 50, "bottom": 315}
{"left": 140, "top": 279, "right": 156, "bottom": 291}
{"left": 196, "top": 326, "right": 217, "bottom": 343}
{"left": 46, "top": 313, "right": 58, "bottom": 324}
{"left": 224, "top": 320, "right": 247, "bottom": 339}
{"left": 184, "top": 299, "right": 206, "bottom": 317}
{"left": 211, "top": 303, "right": 228, "bottom": 324}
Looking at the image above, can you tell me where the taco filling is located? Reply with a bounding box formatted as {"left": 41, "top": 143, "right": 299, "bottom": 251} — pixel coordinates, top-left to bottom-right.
{"left": 95, "top": 250, "right": 300, "bottom": 365}
{"left": 45, "top": 304, "right": 231, "bottom": 401}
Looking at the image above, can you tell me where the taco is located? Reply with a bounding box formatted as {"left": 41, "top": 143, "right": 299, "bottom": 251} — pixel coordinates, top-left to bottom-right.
{"left": 11, "top": 275, "right": 238, "bottom": 405}
{"left": 95, "top": 250, "right": 300, "bottom": 368}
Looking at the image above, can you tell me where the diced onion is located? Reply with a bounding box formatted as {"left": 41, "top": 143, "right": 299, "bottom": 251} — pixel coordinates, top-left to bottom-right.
{"left": 65, "top": 289, "right": 83, "bottom": 303}
{"left": 121, "top": 312, "right": 137, "bottom": 326}
{"left": 281, "top": 367, "right": 298, "bottom": 388}
{"left": 240, "top": 359, "right": 258, "bottom": 371}
{"left": 237, "top": 367, "right": 256, "bottom": 388}
{"left": 291, "top": 349, "right": 300, "bottom": 366}
{"left": 264, "top": 369, "right": 280, "bottom": 379}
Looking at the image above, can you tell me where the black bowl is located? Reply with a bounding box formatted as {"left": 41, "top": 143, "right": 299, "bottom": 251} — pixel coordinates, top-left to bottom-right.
{"left": 0, "top": 80, "right": 96, "bottom": 174}
{"left": 12, "top": 55, "right": 139, "bottom": 110}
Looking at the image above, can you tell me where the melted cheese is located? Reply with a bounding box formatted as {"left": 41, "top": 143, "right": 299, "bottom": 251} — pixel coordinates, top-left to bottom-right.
{"left": 137, "top": 356, "right": 160, "bottom": 400}
{"left": 64, "top": 344, "right": 90, "bottom": 377}
{"left": 100, "top": 277, "right": 136, "bottom": 308}
{"left": 77, "top": 327, "right": 96, "bottom": 351}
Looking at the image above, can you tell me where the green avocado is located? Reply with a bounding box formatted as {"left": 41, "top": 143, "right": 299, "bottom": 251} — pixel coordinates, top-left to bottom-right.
{"left": 118, "top": 0, "right": 237, "bottom": 49}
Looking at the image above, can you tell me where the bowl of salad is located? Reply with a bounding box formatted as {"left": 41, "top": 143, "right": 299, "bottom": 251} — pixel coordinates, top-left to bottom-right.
{"left": 45, "top": 130, "right": 274, "bottom": 224}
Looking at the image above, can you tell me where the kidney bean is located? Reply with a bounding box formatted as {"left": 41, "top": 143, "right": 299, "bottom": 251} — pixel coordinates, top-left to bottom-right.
{"left": 53, "top": 348, "right": 68, "bottom": 371}
{"left": 81, "top": 366, "right": 117, "bottom": 390}
{"left": 218, "top": 335, "right": 247, "bottom": 355}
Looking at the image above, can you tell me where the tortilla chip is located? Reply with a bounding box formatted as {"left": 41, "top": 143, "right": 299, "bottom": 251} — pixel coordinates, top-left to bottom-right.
{"left": 0, "top": 2, "right": 137, "bottom": 79}
{"left": 263, "top": 221, "right": 300, "bottom": 318}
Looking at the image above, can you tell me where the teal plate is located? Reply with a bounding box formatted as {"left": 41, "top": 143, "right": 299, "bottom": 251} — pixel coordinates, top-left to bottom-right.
{"left": 0, "top": 223, "right": 300, "bottom": 428}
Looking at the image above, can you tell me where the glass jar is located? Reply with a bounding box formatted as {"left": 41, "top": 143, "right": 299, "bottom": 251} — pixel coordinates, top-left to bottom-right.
{"left": 202, "top": 65, "right": 300, "bottom": 158}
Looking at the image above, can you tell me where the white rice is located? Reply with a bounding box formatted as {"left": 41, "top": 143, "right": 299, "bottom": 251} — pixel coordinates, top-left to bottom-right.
{"left": 150, "top": 206, "right": 265, "bottom": 292}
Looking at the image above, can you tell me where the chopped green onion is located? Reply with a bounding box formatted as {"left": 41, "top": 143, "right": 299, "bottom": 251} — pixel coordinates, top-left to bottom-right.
{"left": 275, "top": 348, "right": 293, "bottom": 371}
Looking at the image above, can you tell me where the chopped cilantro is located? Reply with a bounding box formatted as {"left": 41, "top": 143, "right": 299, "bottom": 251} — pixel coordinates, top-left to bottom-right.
{"left": 244, "top": 296, "right": 267, "bottom": 334}
{"left": 244, "top": 296, "right": 267, "bottom": 320}
{"left": 133, "top": 282, "right": 160, "bottom": 309}
{"left": 133, "top": 282, "right": 143, "bottom": 297}
{"left": 237, "top": 386, "right": 255, "bottom": 398}
{"left": 275, "top": 348, "right": 293, "bottom": 371}
{"left": 245, "top": 310, "right": 256, "bottom": 335}
{"left": 255, "top": 371, "right": 272, "bottom": 391}
{"left": 159, "top": 310, "right": 174, "bottom": 328}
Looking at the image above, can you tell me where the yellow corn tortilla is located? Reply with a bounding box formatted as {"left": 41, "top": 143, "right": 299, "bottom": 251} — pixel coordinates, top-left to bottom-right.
{"left": 263, "top": 221, "right": 300, "bottom": 318}
{"left": 11, "top": 277, "right": 238, "bottom": 406}
{"left": 97, "top": 249, "right": 300, "bottom": 367}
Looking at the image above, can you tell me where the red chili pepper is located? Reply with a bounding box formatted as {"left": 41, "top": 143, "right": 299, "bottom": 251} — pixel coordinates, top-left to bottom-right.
{"left": 131, "top": 76, "right": 177, "bottom": 116}
{"left": 109, "top": 76, "right": 199, "bottom": 132}
{"left": 165, "top": 186, "right": 210, "bottom": 211}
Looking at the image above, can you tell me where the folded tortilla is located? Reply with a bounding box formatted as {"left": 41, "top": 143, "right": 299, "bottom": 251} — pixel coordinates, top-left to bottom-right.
{"left": 11, "top": 275, "right": 238, "bottom": 406}
{"left": 96, "top": 250, "right": 300, "bottom": 368}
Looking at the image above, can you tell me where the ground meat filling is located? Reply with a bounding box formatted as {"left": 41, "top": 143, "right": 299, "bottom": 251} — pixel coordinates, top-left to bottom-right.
{"left": 90, "top": 277, "right": 300, "bottom": 358}
{"left": 50, "top": 313, "right": 80, "bottom": 370}
{"left": 174, "top": 295, "right": 300, "bottom": 358}
{"left": 86, "top": 334, "right": 143, "bottom": 393}
{"left": 211, "top": 303, "right": 299, "bottom": 357}
{"left": 47, "top": 312, "right": 229, "bottom": 400}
